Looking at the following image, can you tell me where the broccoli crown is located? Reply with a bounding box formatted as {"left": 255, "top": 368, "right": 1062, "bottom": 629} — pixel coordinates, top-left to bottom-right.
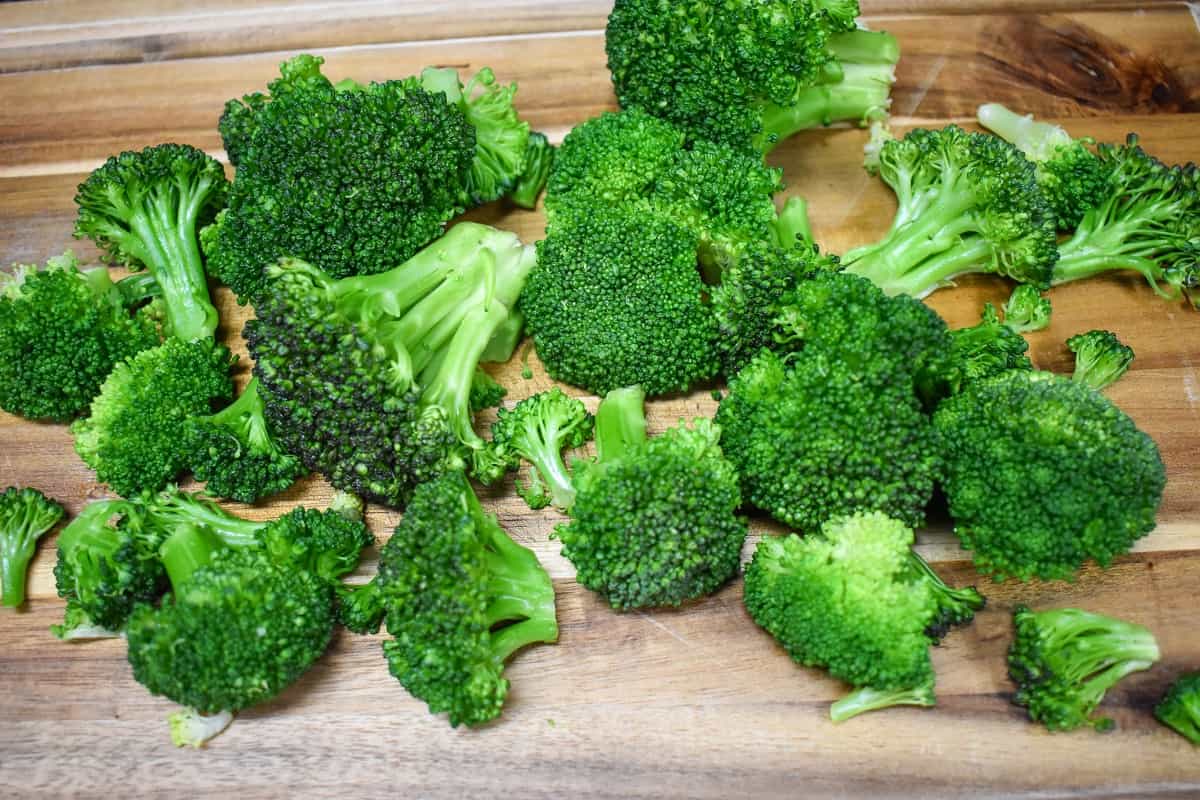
{"left": 1002, "top": 284, "right": 1052, "bottom": 333}
{"left": 183, "top": 377, "right": 306, "bottom": 503}
{"left": 0, "top": 253, "right": 161, "bottom": 422}
{"left": 1156, "top": 672, "right": 1200, "bottom": 745}
{"left": 843, "top": 125, "right": 1059, "bottom": 299}
{"left": 556, "top": 387, "right": 747, "bottom": 609}
{"left": 945, "top": 303, "right": 1032, "bottom": 394}
{"left": 71, "top": 338, "right": 234, "bottom": 497}
{"left": 219, "top": 52, "right": 328, "bottom": 167}
{"left": 0, "top": 487, "right": 65, "bottom": 608}
{"left": 257, "top": 503, "right": 374, "bottom": 584}
{"left": 1008, "top": 606, "right": 1160, "bottom": 731}
{"left": 717, "top": 349, "right": 941, "bottom": 530}
{"left": 74, "top": 143, "right": 227, "bottom": 342}
{"left": 370, "top": 471, "right": 558, "bottom": 727}
{"left": 509, "top": 131, "right": 555, "bottom": 210}
{"left": 1068, "top": 329, "right": 1134, "bottom": 391}
{"left": 490, "top": 388, "right": 594, "bottom": 511}
{"left": 934, "top": 371, "right": 1165, "bottom": 581}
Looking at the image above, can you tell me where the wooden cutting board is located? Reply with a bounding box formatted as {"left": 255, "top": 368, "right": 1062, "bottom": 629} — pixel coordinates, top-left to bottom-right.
{"left": 2, "top": 2, "right": 1199, "bottom": 797}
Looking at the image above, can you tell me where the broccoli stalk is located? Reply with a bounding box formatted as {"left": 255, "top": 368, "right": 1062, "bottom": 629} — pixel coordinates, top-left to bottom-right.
{"left": 591, "top": 385, "right": 647, "bottom": 463}
{"left": 907, "top": 551, "right": 985, "bottom": 641}
{"left": 168, "top": 708, "right": 234, "bottom": 749}
{"left": 0, "top": 488, "right": 65, "bottom": 608}
{"left": 1068, "top": 330, "right": 1134, "bottom": 391}
{"left": 509, "top": 132, "right": 554, "bottom": 210}
{"left": 490, "top": 388, "right": 594, "bottom": 510}
{"left": 1156, "top": 673, "right": 1200, "bottom": 745}
{"left": 830, "top": 680, "right": 937, "bottom": 723}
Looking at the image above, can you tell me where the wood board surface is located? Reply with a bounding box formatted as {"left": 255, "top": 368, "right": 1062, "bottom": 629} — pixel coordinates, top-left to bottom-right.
{"left": 1, "top": 1, "right": 1199, "bottom": 797}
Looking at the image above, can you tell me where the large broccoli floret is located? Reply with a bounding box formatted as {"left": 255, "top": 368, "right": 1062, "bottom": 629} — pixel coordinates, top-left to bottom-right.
{"left": 1067, "top": 330, "right": 1134, "bottom": 392}
{"left": 0, "top": 487, "right": 64, "bottom": 608}
{"left": 606, "top": 0, "right": 899, "bottom": 152}
{"left": 933, "top": 371, "right": 1165, "bottom": 581}
{"left": 842, "top": 125, "right": 1059, "bottom": 299}
{"left": 555, "top": 386, "right": 747, "bottom": 609}
{"left": 1002, "top": 284, "right": 1052, "bottom": 333}
{"left": 245, "top": 223, "right": 533, "bottom": 507}
{"left": 0, "top": 253, "right": 161, "bottom": 421}
{"left": 1156, "top": 673, "right": 1200, "bottom": 745}
{"left": 74, "top": 143, "right": 227, "bottom": 343}
{"left": 71, "top": 338, "right": 234, "bottom": 497}
{"left": 490, "top": 388, "right": 594, "bottom": 511}
{"left": 1008, "top": 606, "right": 1160, "bottom": 731}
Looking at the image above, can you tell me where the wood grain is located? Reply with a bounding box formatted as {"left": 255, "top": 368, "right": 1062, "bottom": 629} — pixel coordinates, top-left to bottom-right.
{"left": 2, "top": 2, "right": 1200, "bottom": 798}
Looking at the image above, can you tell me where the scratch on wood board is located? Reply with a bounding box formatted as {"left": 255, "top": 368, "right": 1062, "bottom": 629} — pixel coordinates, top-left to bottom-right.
{"left": 636, "top": 611, "right": 692, "bottom": 648}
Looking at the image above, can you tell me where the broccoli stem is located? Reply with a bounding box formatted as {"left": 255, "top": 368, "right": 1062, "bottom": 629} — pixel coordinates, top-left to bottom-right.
{"left": 770, "top": 197, "right": 814, "bottom": 249}
{"left": 908, "top": 551, "right": 985, "bottom": 640}
{"left": 1052, "top": 222, "right": 1178, "bottom": 299}
{"left": 1036, "top": 609, "right": 1162, "bottom": 680}
{"left": 845, "top": 234, "right": 993, "bottom": 298}
{"left": 159, "top": 524, "right": 223, "bottom": 589}
{"left": 482, "top": 531, "right": 559, "bottom": 664}
{"left": 149, "top": 492, "right": 265, "bottom": 548}
{"left": 480, "top": 311, "right": 525, "bottom": 363}
{"left": 199, "top": 377, "right": 273, "bottom": 451}
{"left": 594, "top": 386, "right": 648, "bottom": 464}
{"left": 830, "top": 680, "right": 936, "bottom": 722}
{"left": 517, "top": 415, "right": 577, "bottom": 511}
{"left": 977, "top": 103, "right": 1071, "bottom": 161}
{"left": 114, "top": 270, "right": 162, "bottom": 306}
{"left": 1, "top": 534, "right": 36, "bottom": 607}
{"left": 510, "top": 132, "right": 553, "bottom": 210}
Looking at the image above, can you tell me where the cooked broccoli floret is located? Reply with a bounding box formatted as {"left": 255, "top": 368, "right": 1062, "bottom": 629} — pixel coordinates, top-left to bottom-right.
{"left": 491, "top": 388, "right": 594, "bottom": 511}
{"left": 606, "top": 0, "right": 899, "bottom": 152}
{"left": 1008, "top": 606, "right": 1160, "bottom": 731}
{"left": 245, "top": 223, "right": 533, "bottom": 507}
{"left": 183, "top": 377, "right": 306, "bottom": 503}
{"left": 934, "top": 371, "right": 1165, "bottom": 581}
{"left": 71, "top": 338, "right": 234, "bottom": 496}
{"left": 945, "top": 303, "right": 1032, "bottom": 393}
{"left": 509, "top": 132, "right": 554, "bottom": 210}
{"left": 218, "top": 52, "right": 327, "bottom": 167}
{"left": 1068, "top": 330, "right": 1134, "bottom": 391}
{"left": 1002, "top": 284, "right": 1052, "bottom": 333}
{"left": 0, "top": 253, "right": 161, "bottom": 421}
{"left": 74, "top": 143, "right": 227, "bottom": 343}
{"left": 0, "top": 487, "right": 64, "bottom": 608}
{"left": 1156, "top": 673, "right": 1200, "bottom": 745}
{"left": 555, "top": 386, "right": 747, "bottom": 609}
{"left": 469, "top": 369, "right": 508, "bottom": 413}
{"left": 842, "top": 125, "right": 1058, "bottom": 299}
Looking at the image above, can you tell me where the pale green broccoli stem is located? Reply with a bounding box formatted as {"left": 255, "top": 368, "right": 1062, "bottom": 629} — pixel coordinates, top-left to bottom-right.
{"left": 512, "top": 412, "right": 579, "bottom": 511}
{"left": 197, "top": 377, "right": 273, "bottom": 451}
{"left": 845, "top": 235, "right": 993, "bottom": 298}
{"left": 150, "top": 492, "right": 264, "bottom": 548}
{"left": 159, "top": 524, "right": 223, "bottom": 590}
{"left": 510, "top": 133, "right": 554, "bottom": 210}
{"left": 1052, "top": 220, "right": 1176, "bottom": 298}
{"left": 594, "top": 386, "right": 648, "bottom": 464}
{"left": 1036, "top": 609, "right": 1161, "bottom": 674}
{"left": 830, "top": 680, "right": 936, "bottom": 722}
{"left": 482, "top": 526, "right": 559, "bottom": 664}
{"left": 169, "top": 707, "right": 234, "bottom": 748}
{"left": 977, "top": 103, "right": 1072, "bottom": 162}
{"left": 481, "top": 311, "right": 525, "bottom": 363}
{"left": 770, "top": 197, "right": 815, "bottom": 249}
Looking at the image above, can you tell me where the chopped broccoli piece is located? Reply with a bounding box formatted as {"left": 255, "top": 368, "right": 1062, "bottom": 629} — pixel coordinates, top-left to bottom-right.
{"left": 1002, "top": 284, "right": 1052, "bottom": 333}
{"left": 830, "top": 683, "right": 936, "bottom": 723}
{"left": 1068, "top": 330, "right": 1134, "bottom": 391}
{"left": 510, "top": 132, "right": 554, "bottom": 209}
{"left": 0, "top": 487, "right": 64, "bottom": 608}
{"left": 490, "top": 388, "right": 594, "bottom": 511}
{"left": 945, "top": 303, "right": 1032, "bottom": 393}
{"left": 468, "top": 369, "right": 508, "bottom": 413}
{"left": 168, "top": 708, "right": 234, "bottom": 748}
{"left": 1156, "top": 672, "right": 1200, "bottom": 745}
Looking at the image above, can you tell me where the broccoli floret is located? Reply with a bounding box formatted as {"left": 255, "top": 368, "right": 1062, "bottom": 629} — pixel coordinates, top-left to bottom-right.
{"left": 0, "top": 487, "right": 64, "bottom": 608}
{"left": 606, "top": 0, "right": 899, "bottom": 152}
{"left": 71, "top": 338, "right": 234, "bottom": 496}
{"left": 1002, "top": 284, "right": 1052, "bottom": 333}
{"left": 842, "top": 125, "right": 1059, "bottom": 299}
{"left": 555, "top": 386, "right": 747, "bottom": 609}
{"left": 509, "top": 132, "right": 554, "bottom": 210}
{"left": 907, "top": 549, "right": 985, "bottom": 641}
{"left": 74, "top": 143, "right": 227, "bottom": 343}
{"left": 1156, "top": 673, "right": 1200, "bottom": 745}
{"left": 362, "top": 471, "right": 558, "bottom": 727}
{"left": 934, "top": 371, "right": 1165, "bottom": 581}
{"left": 218, "top": 52, "right": 327, "bottom": 167}
{"left": 183, "top": 377, "right": 306, "bottom": 503}
{"left": 245, "top": 223, "right": 533, "bottom": 507}
{"left": 1068, "top": 330, "right": 1134, "bottom": 391}
{"left": 945, "top": 303, "right": 1032, "bottom": 393}
{"left": 0, "top": 253, "right": 161, "bottom": 421}
{"left": 1008, "top": 606, "right": 1160, "bottom": 731}
{"left": 469, "top": 369, "right": 508, "bottom": 413}
{"left": 490, "top": 389, "right": 594, "bottom": 511}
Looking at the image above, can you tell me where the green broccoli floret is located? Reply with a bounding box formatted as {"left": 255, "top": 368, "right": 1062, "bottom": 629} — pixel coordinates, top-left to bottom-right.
{"left": 71, "top": 338, "right": 234, "bottom": 496}
{"left": 74, "top": 143, "right": 227, "bottom": 343}
{"left": 1008, "top": 606, "right": 1160, "bottom": 731}
{"left": 0, "top": 252, "right": 161, "bottom": 421}
{"left": 360, "top": 471, "right": 558, "bottom": 727}
{"left": 469, "top": 369, "right": 508, "bottom": 413}
{"left": 245, "top": 223, "right": 533, "bottom": 507}
{"left": 1002, "top": 284, "right": 1052, "bottom": 333}
{"left": 183, "top": 377, "right": 306, "bottom": 503}
{"left": 555, "top": 386, "right": 747, "bottom": 609}
{"left": 1068, "top": 330, "right": 1134, "bottom": 391}
{"left": 934, "top": 371, "right": 1165, "bottom": 581}
{"left": 606, "top": 0, "right": 899, "bottom": 152}
{"left": 218, "top": 52, "right": 327, "bottom": 167}
{"left": 1156, "top": 672, "right": 1200, "bottom": 745}
{"left": 490, "top": 388, "right": 594, "bottom": 511}
{"left": 945, "top": 303, "right": 1032, "bottom": 393}
{"left": 509, "top": 132, "right": 554, "bottom": 210}
{"left": 842, "top": 125, "right": 1059, "bottom": 299}
{"left": 0, "top": 487, "right": 64, "bottom": 608}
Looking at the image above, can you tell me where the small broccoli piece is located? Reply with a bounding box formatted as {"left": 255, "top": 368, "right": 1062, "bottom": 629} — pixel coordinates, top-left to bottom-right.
{"left": 1002, "top": 284, "right": 1052, "bottom": 333}
{"left": 0, "top": 252, "right": 161, "bottom": 421}
{"left": 945, "top": 303, "right": 1032, "bottom": 393}
{"left": 168, "top": 708, "right": 234, "bottom": 749}
{"left": 555, "top": 386, "right": 747, "bottom": 609}
{"left": 510, "top": 132, "right": 554, "bottom": 209}
{"left": 1156, "top": 673, "right": 1200, "bottom": 745}
{"left": 183, "top": 377, "right": 306, "bottom": 503}
{"left": 830, "top": 683, "right": 937, "bottom": 723}
{"left": 842, "top": 125, "right": 1059, "bottom": 299}
{"left": 491, "top": 389, "right": 594, "bottom": 511}
{"left": 218, "top": 53, "right": 327, "bottom": 167}
{"left": 74, "top": 143, "right": 227, "bottom": 343}
{"left": 0, "top": 487, "right": 65, "bottom": 608}
{"left": 907, "top": 550, "right": 985, "bottom": 641}
{"left": 1068, "top": 330, "right": 1134, "bottom": 391}
{"left": 71, "top": 338, "right": 234, "bottom": 497}
{"left": 934, "top": 371, "right": 1165, "bottom": 581}
{"left": 469, "top": 369, "right": 508, "bottom": 413}
{"left": 1008, "top": 606, "right": 1160, "bottom": 732}
{"left": 336, "top": 581, "right": 386, "bottom": 635}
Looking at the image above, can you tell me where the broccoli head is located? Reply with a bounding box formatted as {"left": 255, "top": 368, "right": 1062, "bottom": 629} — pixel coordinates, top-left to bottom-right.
{"left": 1156, "top": 672, "right": 1200, "bottom": 745}
{"left": 1067, "top": 330, "right": 1134, "bottom": 391}
{"left": 1002, "top": 284, "right": 1052, "bottom": 333}
{"left": 490, "top": 388, "right": 594, "bottom": 511}
{"left": 0, "top": 487, "right": 64, "bottom": 608}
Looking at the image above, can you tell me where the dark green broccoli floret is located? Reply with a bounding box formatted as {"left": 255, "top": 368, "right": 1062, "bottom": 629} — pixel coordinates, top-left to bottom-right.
{"left": 1156, "top": 672, "right": 1200, "bottom": 745}
{"left": 218, "top": 52, "right": 327, "bottom": 167}
{"left": 934, "top": 371, "right": 1165, "bottom": 581}
{"left": 490, "top": 388, "right": 594, "bottom": 511}
{"left": 606, "top": 0, "right": 899, "bottom": 152}
{"left": 1002, "top": 284, "right": 1052, "bottom": 333}
{"left": 0, "top": 487, "right": 64, "bottom": 608}
{"left": 71, "top": 338, "right": 234, "bottom": 497}
{"left": 509, "top": 132, "right": 554, "bottom": 210}
{"left": 469, "top": 369, "right": 508, "bottom": 413}
{"left": 0, "top": 253, "right": 161, "bottom": 421}
{"left": 183, "top": 377, "right": 306, "bottom": 503}
{"left": 1008, "top": 606, "right": 1160, "bottom": 731}
{"left": 74, "top": 143, "right": 227, "bottom": 343}
{"left": 842, "top": 125, "right": 1059, "bottom": 299}
{"left": 555, "top": 386, "right": 747, "bottom": 609}
{"left": 245, "top": 223, "right": 533, "bottom": 507}
{"left": 1068, "top": 330, "right": 1134, "bottom": 391}
{"left": 944, "top": 303, "right": 1032, "bottom": 393}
